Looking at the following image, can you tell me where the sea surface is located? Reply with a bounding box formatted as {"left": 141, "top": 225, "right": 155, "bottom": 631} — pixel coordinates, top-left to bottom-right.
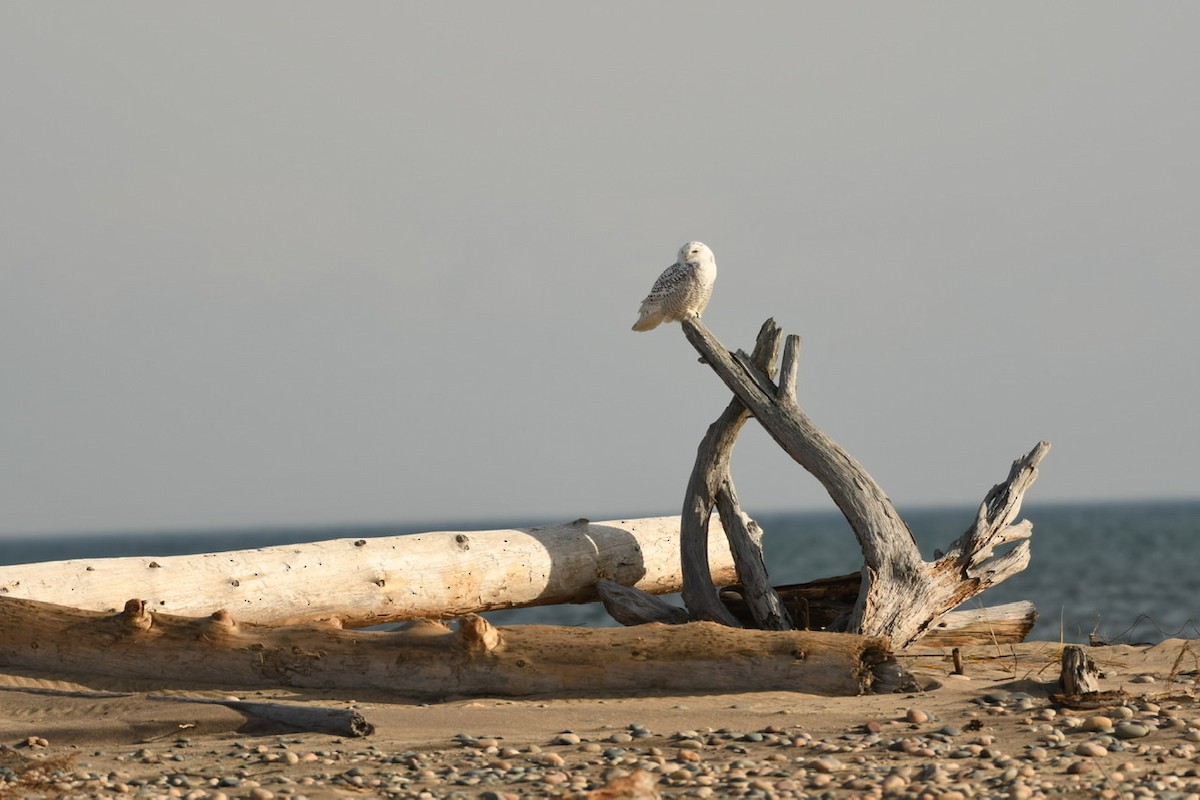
{"left": 2, "top": 500, "right": 1197, "bottom": 644}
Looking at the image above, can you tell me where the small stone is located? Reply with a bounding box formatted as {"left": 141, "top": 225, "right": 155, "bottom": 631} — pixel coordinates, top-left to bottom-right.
{"left": 1114, "top": 722, "right": 1150, "bottom": 740}
{"left": 1066, "top": 760, "right": 1093, "bottom": 775}
{"left": 552, "top": 733, "right": 581, "bottom": 746}
{"left": 248, "top": 789, "right": 274, "bottom": 800}
{"left": 906, "top": 709, "right": 929, "bottom": 724}
{"left": 865, "top": 720, "right": 883, "bottom": 734}
{"left": 1083, "top": 716, "right": 1114, "bottom": 732}
{"left": 1111, "top": 706, "right": 1136, "bottom": 720}
{"left": 812, "top": 757, "right": 841, "bottom": 773}
{"left": 1076, "top": 742, "right": 1108, "bottom": 757}
{"left": 1130, "top": 674, "right": 1156, "bottom": 684}
{"left": 881, "top": 773, "right": 907, "bottom": 792}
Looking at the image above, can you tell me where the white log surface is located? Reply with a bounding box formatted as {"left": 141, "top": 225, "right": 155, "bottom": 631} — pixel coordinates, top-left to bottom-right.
{"left": 0, "top": 517, "right": 738, "bottom": 628}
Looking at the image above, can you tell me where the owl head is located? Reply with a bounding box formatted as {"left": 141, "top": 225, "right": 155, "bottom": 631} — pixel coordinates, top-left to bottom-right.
{"left": 678, "top": 241, "right": 713, "bottom": 265}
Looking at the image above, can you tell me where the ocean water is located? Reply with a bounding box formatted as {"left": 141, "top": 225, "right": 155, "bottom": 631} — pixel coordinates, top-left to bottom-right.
{"left": 2, "top": 500, "right": 1197, "bottom": 644}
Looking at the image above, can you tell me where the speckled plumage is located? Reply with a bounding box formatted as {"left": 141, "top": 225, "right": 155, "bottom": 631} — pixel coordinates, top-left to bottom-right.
{"left": 631, "top": 242, "right": 717, "bottom": 332}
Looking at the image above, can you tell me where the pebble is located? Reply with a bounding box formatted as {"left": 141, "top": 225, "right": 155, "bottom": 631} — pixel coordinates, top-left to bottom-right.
{"left": 22, "top": 683, "right": 1199, "bottom": 800}
{"left": 812, "top": 756, "right": 842, "bottom": 773}
{"left": 1114, "top": 722, "right": 1151, "bottom": 740}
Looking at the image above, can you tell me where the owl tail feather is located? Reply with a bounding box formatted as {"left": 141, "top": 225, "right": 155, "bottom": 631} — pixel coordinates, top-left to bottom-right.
{"left": 632, "top": 311, "right": 665, "bottom": 332}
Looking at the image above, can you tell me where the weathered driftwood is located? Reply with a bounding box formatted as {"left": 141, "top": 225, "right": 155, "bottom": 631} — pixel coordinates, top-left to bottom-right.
{"left": 1059, "top": 645, "right": 1102, "bottom": 694}
{"left": 598, "top": 576, "right": 1038, "bottom": 647}
{"left": 0, "top": 685, "right": 373, "bottom": 737}
{"left": 678, "top": 319, "right": 1049, "bottom": 647}
{"left": 0, "top": 596, "right": 901, "bottom": 697}
{"left": 146, "top": 696, "right": 374, "bottom": 737}
{"left": 0, "top": 517, "right": 739, "bottom": 628}
{"left": 920, "top": 602, "right": 1040, "bottom": 647}
{"left": 681, "top": 320, "right": 791, "bottom": 630}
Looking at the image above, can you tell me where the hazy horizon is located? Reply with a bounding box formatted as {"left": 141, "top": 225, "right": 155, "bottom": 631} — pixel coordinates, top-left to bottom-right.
{"left": 3, "top": 4, "right": 1198, "bottom": 540}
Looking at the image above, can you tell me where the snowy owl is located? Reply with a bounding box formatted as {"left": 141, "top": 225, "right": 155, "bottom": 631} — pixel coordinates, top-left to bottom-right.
{"left": 631, "top": 241, "right": 717, "bottom": 332}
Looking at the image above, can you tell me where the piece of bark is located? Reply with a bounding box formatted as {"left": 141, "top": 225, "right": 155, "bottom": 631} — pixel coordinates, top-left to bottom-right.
{"left": 146, "top": 696, "right": 373, "bottom": 737}
{"left": 921, "top": 602, "right": 1039, "bottom": 648}
{"left": 1060, "top": 645, "right": 1102, "bottom": 694}
{"left": 0, "top": 595, "right": 898, "bottom": 697}
{"left": 0, "top": 516, "right": 738, "bottom": 628}
{"left": 680, "top": 318, "right": 1049, "bottom": 646}
{"left": 596, "top": 579, "right": 690, "bottom": 625}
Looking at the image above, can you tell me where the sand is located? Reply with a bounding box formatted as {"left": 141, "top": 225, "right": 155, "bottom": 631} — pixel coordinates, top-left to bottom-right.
{"left": 2, "top": 639, "right": 1198, "bottom": 799}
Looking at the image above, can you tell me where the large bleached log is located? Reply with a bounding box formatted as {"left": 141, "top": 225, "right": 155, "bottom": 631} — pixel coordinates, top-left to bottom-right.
{"left": 0, "top": 596, "right": 901, "bottom": 697}
{"left": 0, "top": 517, "right": 738, "bottom": 628}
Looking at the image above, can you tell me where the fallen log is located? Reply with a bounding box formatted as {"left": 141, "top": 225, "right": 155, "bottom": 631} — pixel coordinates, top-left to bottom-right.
{"left": 598, "top": 576, "right": 1038, "bottom": 646}
{"left": 0, "top": 517, "right": 739, "bottom": 628}
{"left": 0, "top": 595, "right": 902, "bottom": 697}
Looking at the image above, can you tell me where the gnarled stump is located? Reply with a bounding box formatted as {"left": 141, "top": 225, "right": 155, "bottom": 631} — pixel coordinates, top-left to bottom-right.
{"left": 671, "top": 319, "right": 1049, "bottom": 647}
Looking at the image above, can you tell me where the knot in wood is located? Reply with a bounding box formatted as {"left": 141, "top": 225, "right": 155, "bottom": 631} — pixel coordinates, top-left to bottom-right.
{"left": 454, "top": 534, "right": 470, "bottom": 551}
{"left": 120, "top": 598, "right": 153, "bottom": 631}
{"left": 209, "top": 609, "right": 235, "bottom": 627}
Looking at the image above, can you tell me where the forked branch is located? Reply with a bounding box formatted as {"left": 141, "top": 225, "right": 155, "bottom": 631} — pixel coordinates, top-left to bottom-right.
{"left": 679, "top": 318, "right": 1049, "bottom": 647}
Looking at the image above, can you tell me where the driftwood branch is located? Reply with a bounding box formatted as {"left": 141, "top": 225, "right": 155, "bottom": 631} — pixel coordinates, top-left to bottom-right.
{"left": 0, "top": 596, "right": 900, "bottom": 697}
{"left": 681, "top": 320, "right": 790, "bottom": 629}
{"left": 680, "top": 318, "right": 1049, "bottom": 646}
{"left": 0, "top": 517, "right": 739, "bottom": 628}
{"left": 0, "top": 684, "right": 372, "bottom": 737}
{"left": 147, "top": 696, "right": 374, "bottom": 737}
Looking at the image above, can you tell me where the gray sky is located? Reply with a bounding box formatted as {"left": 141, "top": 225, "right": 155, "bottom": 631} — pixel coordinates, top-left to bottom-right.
{"left": 3, "top": 3, "right": 1198, "bottom": 538}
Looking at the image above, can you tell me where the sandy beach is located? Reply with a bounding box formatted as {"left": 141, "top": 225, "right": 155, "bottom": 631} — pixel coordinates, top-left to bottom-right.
{"left": 2, "top": 639, "right": 1198, "bottom": 799}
